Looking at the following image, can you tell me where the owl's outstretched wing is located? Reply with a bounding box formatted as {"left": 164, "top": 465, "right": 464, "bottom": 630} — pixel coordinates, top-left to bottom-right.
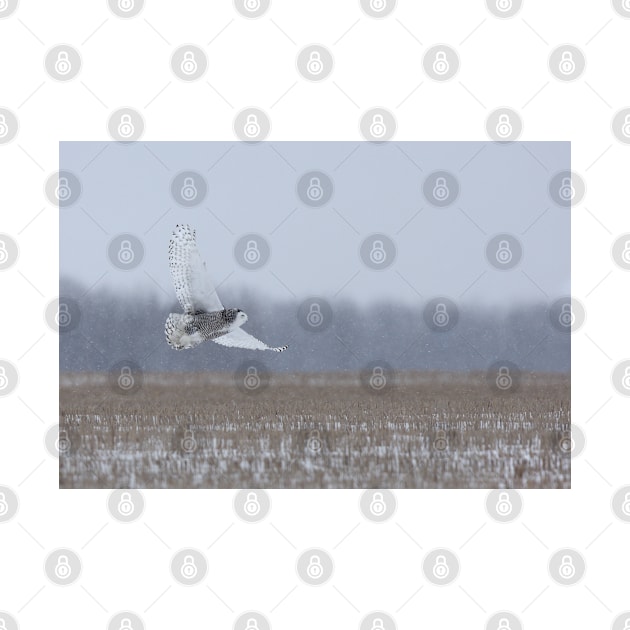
{"left": 169, "top": 224, "right": 223, "bottom": 314}
{"left": 212, "top": 328, "right": 288, "bottom": 352}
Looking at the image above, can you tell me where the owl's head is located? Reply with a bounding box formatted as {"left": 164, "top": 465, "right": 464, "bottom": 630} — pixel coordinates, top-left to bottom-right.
{"left": 236, "top": 309, "right": 248, "bottom": 326}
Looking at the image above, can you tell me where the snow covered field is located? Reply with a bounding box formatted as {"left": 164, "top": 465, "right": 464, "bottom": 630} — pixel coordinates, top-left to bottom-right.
{"left": 59, "top": 372, "right": 570, "bottom": 489}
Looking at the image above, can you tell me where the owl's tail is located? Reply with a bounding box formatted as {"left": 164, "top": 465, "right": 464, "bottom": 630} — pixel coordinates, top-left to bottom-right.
{"left": 165, "top": 313, "right": 188, "bottom": 350}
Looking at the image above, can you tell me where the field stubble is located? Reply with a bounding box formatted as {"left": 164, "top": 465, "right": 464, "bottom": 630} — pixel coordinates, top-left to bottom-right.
{"left": 59, "top": 371, "right": 570, "bottom": 489}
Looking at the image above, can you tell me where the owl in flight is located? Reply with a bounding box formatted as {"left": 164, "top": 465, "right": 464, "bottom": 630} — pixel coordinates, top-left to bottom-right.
{"left": 165, "top": 224, "right": 288, "bottom": 352}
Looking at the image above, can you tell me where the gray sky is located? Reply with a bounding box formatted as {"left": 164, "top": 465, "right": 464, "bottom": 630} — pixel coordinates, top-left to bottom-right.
{"left": 60, "top": 141, "right": 570, "bottom": 306}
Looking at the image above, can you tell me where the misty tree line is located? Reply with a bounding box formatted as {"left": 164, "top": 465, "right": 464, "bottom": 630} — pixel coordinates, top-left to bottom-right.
{"left": 59, "top": 277, "right": 570, "bottom": 374}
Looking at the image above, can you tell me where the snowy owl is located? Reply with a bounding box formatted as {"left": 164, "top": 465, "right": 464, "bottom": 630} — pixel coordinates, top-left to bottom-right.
{"left": 165, "top": 224, "right": 288, "bottom": 352}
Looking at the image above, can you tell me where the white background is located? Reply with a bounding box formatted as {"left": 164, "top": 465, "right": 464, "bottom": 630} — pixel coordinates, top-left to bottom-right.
{"left": 1, "top": 1, "right": 629, "bottom": 628}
